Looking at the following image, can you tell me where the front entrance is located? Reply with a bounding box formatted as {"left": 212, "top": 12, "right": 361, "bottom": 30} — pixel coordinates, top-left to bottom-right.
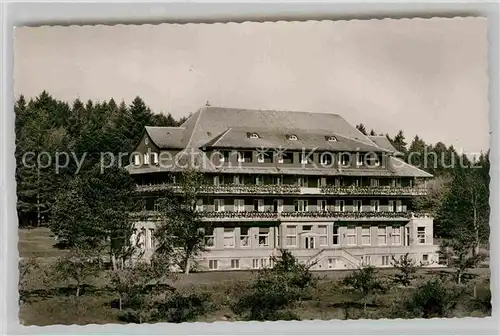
{"left": 305, "top": 236, "right": 315, "bottom": 249}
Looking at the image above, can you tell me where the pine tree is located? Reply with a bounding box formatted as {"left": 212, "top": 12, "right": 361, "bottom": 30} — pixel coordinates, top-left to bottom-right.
{"left": 391, "top": 130, "right": 408, "bottom": 156}
{"left": 356, "top": 124, "right": 368, "bottom": 135}
{"left": 407, "top": 135, "right": 426, "bottom": 169}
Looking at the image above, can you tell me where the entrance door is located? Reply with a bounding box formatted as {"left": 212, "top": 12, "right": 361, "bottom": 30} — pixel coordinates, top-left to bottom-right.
{"left": 305, "top": 236, "right": 315, "bottom": 249}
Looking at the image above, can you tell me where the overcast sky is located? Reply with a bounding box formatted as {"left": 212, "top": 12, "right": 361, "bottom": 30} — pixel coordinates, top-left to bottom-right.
{"left": 14, "top": 17, "right": 489, "bottom": 154}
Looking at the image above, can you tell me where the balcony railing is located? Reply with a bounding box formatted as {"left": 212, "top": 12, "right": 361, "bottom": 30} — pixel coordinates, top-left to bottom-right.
{"left": 199, "top": 210, "right": 432, "bottom": 221}
{"left": 320, "top": 185, "right": 427, "bottom": 196}
{"left": 136, "top": 183, "right": 426, "bottom": 196}
{"left": 136, "top": 183, "right": 300, "bottom": 194}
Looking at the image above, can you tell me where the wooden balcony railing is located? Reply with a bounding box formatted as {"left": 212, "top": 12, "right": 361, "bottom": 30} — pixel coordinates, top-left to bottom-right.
{"left": 136, "top": 183, "right": 427, "bottom": 196}
{"left": 320, "top": 185, "right": 427, "bottom": 196}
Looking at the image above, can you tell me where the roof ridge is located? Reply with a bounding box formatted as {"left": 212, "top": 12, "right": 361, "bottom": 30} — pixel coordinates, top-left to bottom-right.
{"left": 184, "top": 107, "right": 206, "bottom": 149}
{"left": 205, "top": 106, "right": 342, "bottom": 117}
{"left": 211, "top": 128, "right": 233, "bottom": 147}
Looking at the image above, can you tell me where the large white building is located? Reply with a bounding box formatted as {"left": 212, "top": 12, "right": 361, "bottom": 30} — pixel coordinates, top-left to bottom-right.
{"left": 127, "top": 106, "right": 440, "bottom": 271}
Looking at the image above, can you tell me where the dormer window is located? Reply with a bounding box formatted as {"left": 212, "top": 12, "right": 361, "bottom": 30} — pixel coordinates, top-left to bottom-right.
{"left": 288, "top": 134, "right": 298, "bottom": 141}
{"left": 326, "top": 136, "right": 338, "bottom": 142}
{"left": 248, "top": 132, "right": 260, "bottom": 139}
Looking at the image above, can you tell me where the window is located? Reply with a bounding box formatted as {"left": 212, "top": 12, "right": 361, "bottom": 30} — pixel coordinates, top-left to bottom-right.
{"left": 318, "top": 225, "right": 328, "bottom": 246}
{"left": 381, "top": 256, "right": 390, "bottom": 266}
{"left": 365, "top": 256, "right": 371, "bottom": 266}
{"left": 249, "top": 132, "right": 259, "bottom": 139}
{"left": 370, "top": 178, "right": 379, "bottom": 187}
{"left": 336, "top": 200, "right": 345, "bottom": 212}
{"left": 320, "top": 153, "right": 333, "bottom": 166}
{"left": 394, "top": 178, "right": 402, "bottom": 187}
{"left": 286, "top": 226, "right": 298, "bottom": 247}
{"left": 295, "top": 200, "right": 309, "bottom": 212}
{"left": 144, "top": 153, "right": 150, "bottom": 164}
{"left": 377, "top": 227, "right": 387, "bottom": 245}
{"left": 224, "top": 228, "right": 235, "bottom": 247}
{"left": 281, "top": 152, "right": 294, "bottom": 164}
{"left": 153, "top": 199, "right": 160, "bottom": 212}
{"left": 208, "top": 260, "right": 219, "bottom": 270}
{"left": 140, "top": 228, "right": 147, "bottom": 249}
{"left": 317, "top": 200, "right": 327, "bottom": 212}
{"left": 149, "top": 229, "right": 155, "bottom": 249}
{"left": 326, "top": 135, "right": 338, "bottom": 142}
{"left": 346, "top": 226, "right": 356, "bottom": 245}
{"left": 422, "top": 254, "right": 428, "bottom": 262}
{"left": 252, "top": 259, "right": 259, "bottom": 269}
{"left": 417, "top": 226, "right": 426, "bottom": 244}
{"left": 240, "top": 227, "right": 250, "bottom": 247}
{"left": 255, "top": 175, "right": 263, "bottom": 185}
{"left": 214, "top": 199, "right": 224, "bottom": 212}
{"left": 339, "top": 153, "right": 350, "bottom": 167}
{"left": 231, "top": 259, "right": 240, "bottom": 269}
{"left": 318, "top": 177, "right": 327, "bottom": 187}
{"left": 234, "top": 152, "right": 247, "bottom": 163}
{"left": 196, "top": 199, "right": 203, "bottom": 212}
{"left": 299, "top": 152, "right": 309, "bottom": 164}
{"left": 371, "top": 200, "right": 379, "bottom": 212}
{"left": 214, "top": 175, "right": 224, "bottom": 186}
{"left": 253, "top": 199, "right": 264, "bottom": 212}
{"left": 332, "top": 225, "right": 340, "bottom": 245}
{"left": 260, "top": 258, "right": 269, "bottom": 268}
{"left": 298, "top": 176, "right": 308, "bottom": 187}
{"left": 392, "top": 227, "right": 401, "bottom": 245}
{"left": 366, "top": 153, "right": 381, "bottom": 167}
{"left": 288, "top": 134, "right": 298, "bottom": 141}
{"left": 204, "top": 227, "right": 215, "bottom": 247}
{"left": 396, "top": 200, "right": 403, "bottom": 212}
{"left": 302, "top": 225, "right": 312, "bottom": 232}
{"left": 151, "top": 152, "right": 159, "bottom": 164}
{"left": 234, "top": 199, "right": 245, "bottom": 212}
{"left": 257, "top": 152, "right": 272, "bottom": 163}
{"left": 353, "top": 200, "right": 362, "bottom": 212}
{"left": 273, "top": 199, "right": 283, "bottom": 212}
{"left": 361, "top": 226, "right": 371, "bottom": 245}
{"left": 259, "top": 227, "right": 269, "bottom": 247}
{"left": 388, "top": 200, "right": 395, "bottom": 212}
{"left": 133, "top": 154, "right": 140, "bottom": 166}
{"left": 328, "top": 257, "right": 339, "bottom": 269}
{"left": 356, "top": 154, "right": 364, "bottom": 166}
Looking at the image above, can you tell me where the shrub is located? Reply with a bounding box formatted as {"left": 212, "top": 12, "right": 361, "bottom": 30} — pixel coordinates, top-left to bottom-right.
{"left": 341, "top": 265, "right": 386, "bottom": 316}
{"left": 404, "top": 278, "right": 461, "bottom": 318}
{"left": 391, "top": 253, "right": 418, "bottom": 287}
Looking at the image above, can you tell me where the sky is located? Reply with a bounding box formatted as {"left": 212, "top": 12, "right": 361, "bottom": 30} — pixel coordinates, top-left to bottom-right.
{"left": 14, "top": 17, "right": 489, "bottom": 154}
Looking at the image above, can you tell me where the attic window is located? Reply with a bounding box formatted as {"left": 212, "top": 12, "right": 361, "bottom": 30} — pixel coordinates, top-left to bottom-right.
{"left": 326, "top": 136, "right": 338, "bottom": 142}
{"left": 249, "top": 132, "right": 260, "bottom": 139}
{"left": 288, "top": 134, "right": 298, "bottom": 141}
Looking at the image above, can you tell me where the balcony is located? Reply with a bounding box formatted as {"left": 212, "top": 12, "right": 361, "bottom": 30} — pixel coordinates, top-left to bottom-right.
{"left": 136, "top": 183, "right": 301, "bottom": 194}
{"left": 198, "top": 210, "right": 431, "bottom": 222}
{"left": 320, "top": 185, "right": 427, "bottom": 196}
{"left": 136, "top": 183, "right": 426, "bottom": 196}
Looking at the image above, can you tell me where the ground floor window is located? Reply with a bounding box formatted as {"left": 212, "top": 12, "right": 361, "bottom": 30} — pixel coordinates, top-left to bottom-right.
{"left": 328, "top": 257, "right": 339, "bottom": 269}
{"left": 332, "top": 225, "right": 339, "bottom": 245}
{"left": 392, "top": 227, "right": 401, "bottom": 245}
{"left": 422, "top": 254, "right": 428, "bottom": 263}
{"left": 224, "top": 228, "right": 235, "bottom": 248}
{"left": 208, "top": 260, "right": 219, "bottom": 270}
{"left": 361, "top": 255, "right": 371, "bottom": 266}
{"left": 377, "top": 226, "right": 387, "bottom": 245}
{"left": 346, "top": 226, "right": 356, "bottom": 245}
{"left": 381, "top": 255, "right": 390, "bottom": 266}
{"left": 318, "top": 225, "right": 328, "bottom": 246}
{"left": 252, "top": 258, "right": 259, "bottom": 269}
{"left": 260, "top": 258, "right": 268, "bottom": 268}
{"left": 259, "top": 227, "right": 270, "bottom": 247}
{"left": 361, "top": 226, "right": 371, "bottom": 245}
{"left": 205, "top": 227, "right": 215, "bottom": 247}
{"left": 417, "top": 226, "right": 426, "bottom": 244}
{"left": 230, "top": 259, "right": 240, "bottom": 269}
{"left": 240, "top": 227, "right": 250, "bottom": 247}
{"left": 286, "top": 225, "right": 297, "bottom": 247}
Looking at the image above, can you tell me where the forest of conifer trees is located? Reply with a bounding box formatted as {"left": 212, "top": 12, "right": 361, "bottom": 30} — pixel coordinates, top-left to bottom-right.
{"left": 15, "top": 92, "right": 490, "bottom": 249}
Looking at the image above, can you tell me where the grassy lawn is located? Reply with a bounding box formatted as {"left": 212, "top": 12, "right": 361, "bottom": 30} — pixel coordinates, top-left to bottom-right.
{"left": 18, "top": 228, "right": 492, "bottom": 325}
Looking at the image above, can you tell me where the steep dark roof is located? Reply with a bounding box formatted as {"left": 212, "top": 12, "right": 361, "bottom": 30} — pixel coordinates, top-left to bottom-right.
{"left": 367, "top": 136, "right": 402, "bottom": 155}
{"left": 202, "top": 127, "right": 388, "bottom": 152}
{"left": 145, "top": 126, "right": 187, "bottom": 149}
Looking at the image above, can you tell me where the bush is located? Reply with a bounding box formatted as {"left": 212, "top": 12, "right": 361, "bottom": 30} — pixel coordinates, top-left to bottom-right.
{"left": 233, "top": 249, "right": 315, "bottom": 321}
{"left": 155, "top": 291, "right": 212, "bottom": 323}
{"left": 403, "top": 278, "right": 461, "bottom": 318}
